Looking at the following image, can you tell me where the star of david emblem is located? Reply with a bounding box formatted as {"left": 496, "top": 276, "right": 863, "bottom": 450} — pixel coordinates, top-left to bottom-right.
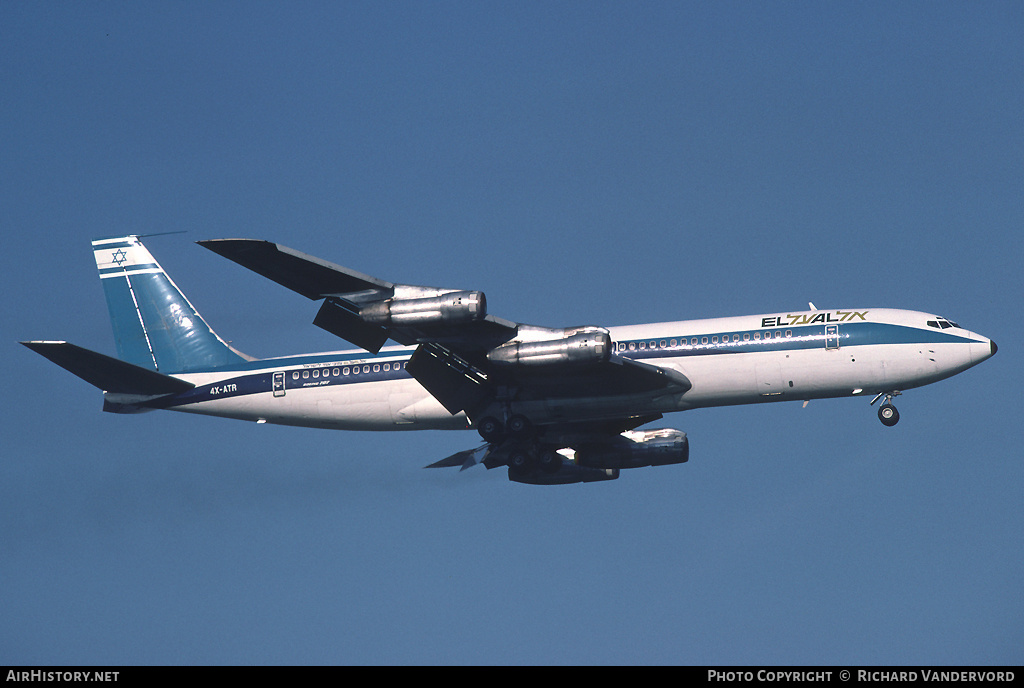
{"left": 111, "top": 249, "right": 128, "bottom": 266}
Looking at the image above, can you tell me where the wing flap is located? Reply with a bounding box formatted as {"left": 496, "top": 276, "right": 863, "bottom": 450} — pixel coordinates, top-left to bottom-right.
{"left": 313, "top": 298, "right": 391, "bottom": 354}
{"left": 406, "top": 343, "right": 489, "bottom": 415}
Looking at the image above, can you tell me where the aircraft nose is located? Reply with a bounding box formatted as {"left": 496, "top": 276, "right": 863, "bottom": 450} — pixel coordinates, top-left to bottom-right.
{"left": 970, "top": 337, "right": 997, "bottom": 364}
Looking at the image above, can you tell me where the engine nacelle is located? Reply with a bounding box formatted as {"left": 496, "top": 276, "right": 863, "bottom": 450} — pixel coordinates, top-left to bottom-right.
{"left": 508, "top": 464, "right": 619, "bottom": 485}
{"left": 575, "top": 429, "right": 689, "bottom": 469}
{"left": 360, "top": 291, "right": 486, "bottom": 327}
{"left": 487, "top": 331, "right": 611, "bottom": 367}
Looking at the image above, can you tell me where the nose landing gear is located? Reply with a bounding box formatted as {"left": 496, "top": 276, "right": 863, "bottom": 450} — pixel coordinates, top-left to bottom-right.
{"left": 877, "top": 402, "right": 900, "bottom": 426}
{"left": 870, "top": 391, "right": 902, "bottom": 427}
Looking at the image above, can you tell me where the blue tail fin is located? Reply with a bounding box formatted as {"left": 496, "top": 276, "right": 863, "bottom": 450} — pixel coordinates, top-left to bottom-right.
{"left": 92, "top": 236, "right": 251, "bottom": 373}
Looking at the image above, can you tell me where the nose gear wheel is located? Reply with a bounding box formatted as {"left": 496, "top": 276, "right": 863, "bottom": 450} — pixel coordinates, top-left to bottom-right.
{"left": 870, "top": 391, "right": 902, "bottom": 427}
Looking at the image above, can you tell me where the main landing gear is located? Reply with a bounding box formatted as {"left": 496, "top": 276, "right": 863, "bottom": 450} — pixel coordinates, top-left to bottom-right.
{"left": 474, "top": 414, "right": 561, "bottom": 476}
{"left": 476, "top": 416, "right": 505, "bottom": 443}
{"left": 507, "top": 444, "right": 562, "bottom": 476}
{"left": 475, "top": 414, "right": 532, "bottom": 443}
{"left": 870, "top": 391, "right": 902, "bottom": 427}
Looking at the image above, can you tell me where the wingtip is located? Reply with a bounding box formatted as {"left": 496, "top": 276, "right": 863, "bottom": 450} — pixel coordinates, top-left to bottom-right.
{"left": 21, "top": 340, "right": 69, "bottom": 350}
{"left": 196, "top": 238, "right": 267, "bottom": 252}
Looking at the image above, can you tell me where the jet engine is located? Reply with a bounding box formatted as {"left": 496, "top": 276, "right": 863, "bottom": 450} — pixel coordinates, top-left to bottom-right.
{"left": 487, "top": 330, "right": 611, "bottom": 367}
{"left": 359, "top": 291, "right": 486, "bottom": 327}
{"left": 575, "top": 429, "right": 689, "bottom": 469}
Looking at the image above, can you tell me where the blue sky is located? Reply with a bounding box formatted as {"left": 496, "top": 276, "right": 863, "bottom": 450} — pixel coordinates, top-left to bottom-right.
{"left": 2, "top": 2, "right": 1021, "bottom": 665}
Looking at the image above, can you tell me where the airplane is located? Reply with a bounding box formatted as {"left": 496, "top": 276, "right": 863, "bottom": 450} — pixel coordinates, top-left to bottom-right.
{"left": 23, "top": 235, "right": 997, "bottom": 485}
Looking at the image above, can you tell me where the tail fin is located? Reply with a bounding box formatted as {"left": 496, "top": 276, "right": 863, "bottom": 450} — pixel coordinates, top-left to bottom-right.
{"left": 92, "top": 236, "right": 251, "bottom": 373}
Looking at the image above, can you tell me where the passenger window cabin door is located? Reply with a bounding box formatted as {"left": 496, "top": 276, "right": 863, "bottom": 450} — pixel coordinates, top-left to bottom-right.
{"left": 825, "top": 324, "right": 840, "bottom": 350}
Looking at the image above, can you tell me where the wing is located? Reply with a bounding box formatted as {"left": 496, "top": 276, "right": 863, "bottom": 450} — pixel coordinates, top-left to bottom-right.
{"left": 198, "top": 239, "right": 517, "bottom": 354}
{"left": 199, "top": 239, "right": 690, "bottom": 419}
{"left": 405, "top": 341, "right": 690, "bottom": 417}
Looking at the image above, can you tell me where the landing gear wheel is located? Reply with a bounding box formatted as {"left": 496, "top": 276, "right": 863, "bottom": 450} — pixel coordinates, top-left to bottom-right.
{"left": 507, "top": 414, "right": 531, "bottom": 436}
{"left": 538, "top": 450, "right": 562, "bottom": 474}
{"left": 508, "top": 449, "right": 536, "bottom": 475}
{"left": 477, "top": 416, "right": 505, "bottom": 443}
{"left": 878, "top": 403, "right": 900, "bottom": 427}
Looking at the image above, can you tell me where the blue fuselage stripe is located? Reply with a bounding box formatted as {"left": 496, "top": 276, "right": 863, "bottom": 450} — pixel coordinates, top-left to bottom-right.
{"left": 164, "top": 358, "right": 415, "bottom": 407}
{"left": 616, "top": 321, "right": 972, "bottom": 360}
{"left": 157, "top": 321, "right": 972, "bottom": 409}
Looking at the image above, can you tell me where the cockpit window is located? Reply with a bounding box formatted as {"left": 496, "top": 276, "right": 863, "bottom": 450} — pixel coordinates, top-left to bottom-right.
{"left": 928, "top": 317, "right": 960, "bottom": 329}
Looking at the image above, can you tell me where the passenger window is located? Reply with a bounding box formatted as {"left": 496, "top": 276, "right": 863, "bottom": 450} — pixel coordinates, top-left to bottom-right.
{"left": 712, "top": 336, "right": 718, "bottom": 344}
{"left": 774, "top": 331, "right": 781, "bottom": 338}
{"left": 292, "top": 372, "right": 299, "bottom": 381}
{"left": 785, "top": 330, "right": 792, "bottom": 337}
{"left": 701, "top": 337, "right": 708, "bottom": 345}
{"left": 343, "top": 367, "right": 350, "bottom": 375}
{"left": 733, "top": 334, "right": 740, "bottom": 342}
{"left": 670, "top": 339, "right": 677, "bottom": 347}
{"left": 660, "top": 340, "right": 666, "bottom": 348}
{"left": 333, "top": 368, "right": 339, "bottom": 376}
{"left": 373, "top": 364, "right": 380, "bottom": 373}
{"left": 754, "top": 332, "right": 761, "bottom": 340}
{"left": 302, "top": 371, "right": 309, "bottom": 379}
{"left": 363, "top": 365, "right": 370, "bottom": 373}
{"left": 628, "top": 342, "right": 636, "bottom": 351}
{"left": 743, "top": 333, "right": 750, "bottom": 341}
{"left": 691, "top": 338, "right": 698, "bottom": 346}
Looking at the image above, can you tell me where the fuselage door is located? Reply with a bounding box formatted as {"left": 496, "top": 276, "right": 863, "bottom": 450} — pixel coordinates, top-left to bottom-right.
{"left": 825, "top": 324, "right": 840, "bottom": 350}
{"left": 273, "top": 371, "right": 286, "bottom": 397}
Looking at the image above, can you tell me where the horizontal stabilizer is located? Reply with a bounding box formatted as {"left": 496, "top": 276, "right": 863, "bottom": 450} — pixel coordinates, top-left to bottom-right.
{"left": 21, "top": 341, "right": 195, "bottom": 395}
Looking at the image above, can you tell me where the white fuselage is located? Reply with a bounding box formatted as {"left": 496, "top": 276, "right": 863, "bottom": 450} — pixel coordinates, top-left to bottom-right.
{"left": 159, "top": 308, "right": 994, "bottom": 431}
